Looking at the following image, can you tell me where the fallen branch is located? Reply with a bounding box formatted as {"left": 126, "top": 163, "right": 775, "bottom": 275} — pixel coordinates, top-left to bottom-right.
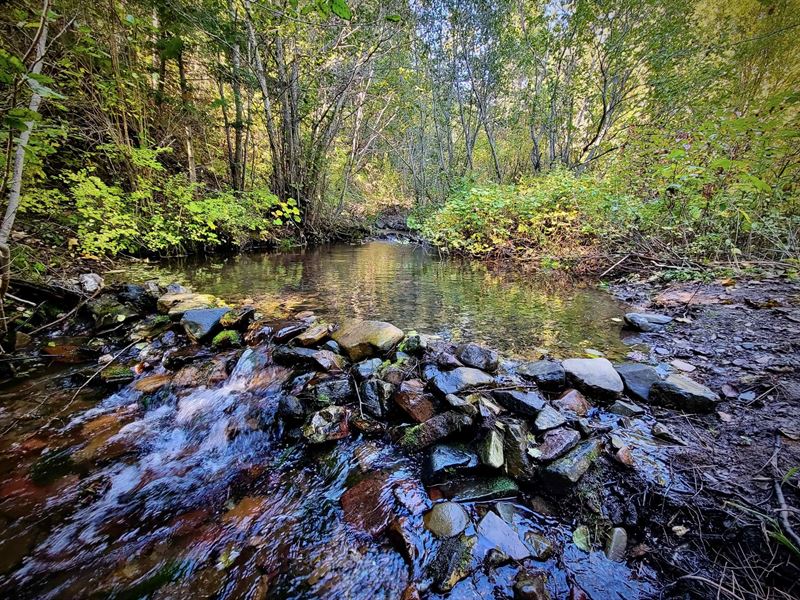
{"left": 27, "top": 289, "right": 100, "bottom": 336}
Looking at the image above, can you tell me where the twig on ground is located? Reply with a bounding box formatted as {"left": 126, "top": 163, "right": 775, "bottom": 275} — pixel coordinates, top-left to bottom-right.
{"left": 28, "top": 289, "right": 100, "bottom": 336}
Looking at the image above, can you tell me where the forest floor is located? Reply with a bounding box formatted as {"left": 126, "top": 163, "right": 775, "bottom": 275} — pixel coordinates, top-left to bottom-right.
{"left": 611, "top": 275, "right": 800, "bottom": 596}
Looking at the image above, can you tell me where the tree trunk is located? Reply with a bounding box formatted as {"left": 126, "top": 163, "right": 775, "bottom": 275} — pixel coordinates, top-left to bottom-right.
{"left": 177, "top": 51, "right": 197, "bottom": 184}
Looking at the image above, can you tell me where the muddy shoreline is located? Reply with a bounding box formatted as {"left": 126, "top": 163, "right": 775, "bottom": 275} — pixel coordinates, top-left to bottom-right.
{"left": 0, "top": 271, "right": 798, "bottom": 598}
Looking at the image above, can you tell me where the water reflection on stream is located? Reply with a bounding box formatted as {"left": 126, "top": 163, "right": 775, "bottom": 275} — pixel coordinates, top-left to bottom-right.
{"left": 129, "top": 241, "right": 631, "bottom": 358}
{"left": 0, "top": 242, "right": 663, "bottom": 599}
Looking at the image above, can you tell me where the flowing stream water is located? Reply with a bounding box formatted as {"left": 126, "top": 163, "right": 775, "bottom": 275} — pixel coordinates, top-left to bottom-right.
{"left": 0, "top": 241, "right": 663, "bottom": 599}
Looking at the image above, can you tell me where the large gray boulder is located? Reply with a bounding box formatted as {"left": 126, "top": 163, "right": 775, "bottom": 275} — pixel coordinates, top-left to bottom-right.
{"left": 650, "top": 374, "right": 719, "bottom": 413}
{"left": 562, "top": 357, "right": 624, "bottom": 397}
{"left": 331, "top": 320, "right": 404, "bottom": 361}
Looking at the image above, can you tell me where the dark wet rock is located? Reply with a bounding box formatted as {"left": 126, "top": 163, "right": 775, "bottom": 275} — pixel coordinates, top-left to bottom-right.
{"left": 479, "top": 429, "right": 504, "bottom": 468}
{"left": 652, "top": 422, "right": 687, "bottom": 445}
{"left": 525, "top": 532, "right": 555, "bottom": 560}
{"left": 456, "top": 342, "right": 499, "bottom": 372}
{"left": 615, "top": 363, "right": 660, "bottom": 403}
{"left": 218, "top": 306, "right": 255, "bottom": 330}
{"left": 382, "top": 365, "right": 406, "bottom": 386}
{"left": 503, "top": 419, "right": 536, "bottom": 481}
{"left": 608, "top": 399, "right": 644, "bottom": 417}
{"left": 514, "top": 571, "right": 550, "bottom": 600}
{"left": 517, "top": 360, "right": 566, "bottom": 390}
{"left": 436, "top": 476, "right": 518, "bottom": 501}
{"left": 624, "top": 312, "right": 672, "bottom": 332}
{"left": 650, "top": 374, "right": 719, "bottom": 412}
{"left": 399, "top": 411, "right": 473, "bottom": 452}
{"left": 117, "top": 283, "right": 157, "bottom": 312}
{"left": 30, "top": 448, "right": 75, "bottom": 485}
{"left": 277, "top": 394, "right": 305, "bottom": 421}
{"left": 401, "top": 331, "right": 424, "bottom": 355}
{"left": 157, "top": 292, "right": 219, "bottom": 317}
{"left": 476, "top": 510, "right": 530, "bottom": 560}
{"left": 530, "top": 427, "right": 581, "bottom": 462}
{"left": 341, "top": 472, "right": 392, "bottom": 537}
{"left": 429, "top": 366, "right": 494, "bottom": 396}
{"left": 211, "top": 330, "right": 242, "bottom": 349}
{"left": 424, "top": 502, "right": 469, "bottom": 538}
{"left": 534, "top": 405, "right": 567, "bottom": 432}
{"left": 89, "top": 294, "right": 140, "bottom": 329}
{"left": 302, "top": 406, "right": 350, "bottom": 444}
{"left": 360, "top": 379, "right": 394, "bottom": 419}
{"left": 394, "top": 379, "right": 435, "bottom": 423}
{"left": 543, "top": 439, "right": 603, "bottom": 493}
{"left": 605, "top": 527, "right": 627, "bottom": 562}
{"left": 492, "top": 389, "right": 546, "bottom": 416}
{"left": 562, "top": 358, "right": 623, "bottom": 396}
{"left": 331, "top": 320, "right": 404, "bottom": 361}
{"left": 553, "top": 389, "right": 591, "bottom": 416}
{"left": 313, "top": 378, "right": 352, "bottom": 406}
{"left": 321, "top": 339, "right": 341, "bottom": 354}
{"left": 311, "top": 349, "right": 346, "bottom": 372}
{"left": 428, "top": 534, "right": 477, "bottom": 593}
{"left": 181, "top": 308, "right": 231, "bottom": 342}
{"left": 425, "top": 443, "right": 478, "bottom": 479}
{"left": 350, "top": 415, "right": 386, "bottom": 436}
{"left": 354, "top": 357, "right": 383, "bottom": 380}
{"left": 273, "top": 321, "right": 308, "bottom": 343}
{"left": 445, "top": 393, "right": 479, "bottom": 416}
{"left": 436, "top": 352, "right": 464, "bottom": 370}
{"left": 293, "top": 322, "right": 330, "bottom": 346}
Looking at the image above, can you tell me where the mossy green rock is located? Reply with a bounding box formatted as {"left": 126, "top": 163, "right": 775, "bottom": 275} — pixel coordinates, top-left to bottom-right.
{"left": 543, "top": 439, "right": 603, "bottom": 493}
{"left": 211, "top": 330, "right": 242, "bottom": 349}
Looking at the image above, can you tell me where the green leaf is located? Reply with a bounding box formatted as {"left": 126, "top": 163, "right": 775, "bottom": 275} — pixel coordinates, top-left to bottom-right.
{"left": 25, "top": 75, "right": 65, "bottom": 100}
{"left": 386, "top": 14, "right": 402, "bottom": 22}
{"left": 329, "top": 0, "right": 352, "bottom": 20}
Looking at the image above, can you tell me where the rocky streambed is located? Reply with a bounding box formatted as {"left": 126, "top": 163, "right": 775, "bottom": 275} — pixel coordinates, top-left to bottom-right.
{"left": 0, "top": 280, "right": 796, "bottom": 599}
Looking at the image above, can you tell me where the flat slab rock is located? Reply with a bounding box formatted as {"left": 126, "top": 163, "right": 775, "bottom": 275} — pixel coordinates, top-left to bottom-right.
{"left": 492, "top": 389, "right": 545, "bottom": 416}
{"left": 543, "top": 438, "right": 603, "bottom": 493}
{"left": 515, "top": 360, "right": 565, "bottom": 389}
{"left": 331, "top": 320, "right": 404, "bottom": 361}
{"left": 429, "top": 367, "right": 494, "bottom": 396}
{"left": 180, "top": 308, "right": 231, "bottom": 342}
{"left": 650, "top": 374, "right": 719, "bottom": 413}
{"left": 476, "top": 510, "right": 530, "bottom": 560}
{"left": 562, "top": 357, "right": 624, "bottom": 396}
{"left": 426, "top": 443, "right": 479, "bottom": 479}
{"left": 624, "top": 312, "right": 673, "bottom": 332}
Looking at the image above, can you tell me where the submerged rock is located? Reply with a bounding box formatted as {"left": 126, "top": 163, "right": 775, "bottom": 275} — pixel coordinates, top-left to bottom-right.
{"left": 399, "top": 411, "right": 473, "bottom": 452}
{"left": 429, "top": 367, "right": 494, "bottom": 396}
{"left": 605, "top": 527, "right": 627, "bottom": 562}
{"left": 456, "top": 342, "right": 499, "bottom": 372}
{"left": 543, "top": 439, "right": 603, "bottom": 493}
{"left": 424, "top": 502, "right": 469, "bottom": 538}
{"left": 492, "top": 389, "right": 546, "bottom": 416}
{"left": 525, "top": 532, "right": 555, "bottom": 560}
{"left": 514, "top": 571, "right": 551, "bottom": 600}
{"left": 332, "top": 320, "right": 404, "bottom": 361}
{"left": 341, "top": 472, "right": 393, "bottom": 537}
{"left": 516, "top": 360, "right": 566, "bottom": 390}
{"left": 477, "top": 510, "right": 530, "bottom": 560}
{"left": 429, "top": 534, "right": 477, "bottom": 592}
{"left": 181, "top": 308, "right": 231, "bottom": 342}
{"left": 277, "top": 394, "right": 305, "bottom": 421}
{"left": 615, "top": 363, "right": 660, "bottom": 403}
{"left": 158, "top": 292, "right": 219, "bottom": 317}
{"left": 302, "top": 406, "right": 350, "bottom": 443}
{"left": 562, "top": 358, "right": 623, "bottom": 397}
{"left": 624, "top": 312, "right": 672, "bottom": 332}
{"left": 650, "top": 374, "right": 719, "bottom": 412}
{"left": 436, "top": 476, "right": 519, "bottom": 501}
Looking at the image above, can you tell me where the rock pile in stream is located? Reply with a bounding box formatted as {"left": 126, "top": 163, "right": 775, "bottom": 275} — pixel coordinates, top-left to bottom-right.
{"left": 55, "top": 282, "right": 723, "bottom": 596}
